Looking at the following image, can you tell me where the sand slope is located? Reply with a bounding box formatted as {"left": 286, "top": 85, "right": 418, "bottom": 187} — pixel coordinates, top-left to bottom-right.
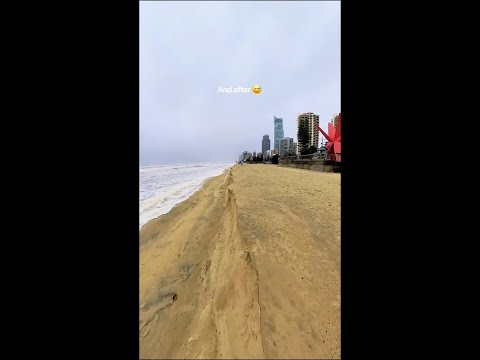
{"left": 140, "top": 164, "right": 340, "bottom": 358}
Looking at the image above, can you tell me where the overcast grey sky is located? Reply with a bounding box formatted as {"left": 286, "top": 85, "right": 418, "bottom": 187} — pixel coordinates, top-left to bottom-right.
{"left": 140, "top": 1, "right": 340, "bottom": 166}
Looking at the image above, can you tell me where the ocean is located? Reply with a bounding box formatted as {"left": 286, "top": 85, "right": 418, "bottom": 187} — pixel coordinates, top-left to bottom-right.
{"left": 140, "top": 163, "right": 233, "bottom": 229}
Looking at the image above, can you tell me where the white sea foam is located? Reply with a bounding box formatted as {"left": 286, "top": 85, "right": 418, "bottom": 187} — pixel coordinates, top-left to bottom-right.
{"left": 139, "top": 163, "right": 233, "bottom": 229}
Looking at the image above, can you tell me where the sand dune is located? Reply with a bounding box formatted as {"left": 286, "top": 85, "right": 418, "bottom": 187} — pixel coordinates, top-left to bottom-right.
{"left": 140, "top": 164, "right": 340, "bottom": 358}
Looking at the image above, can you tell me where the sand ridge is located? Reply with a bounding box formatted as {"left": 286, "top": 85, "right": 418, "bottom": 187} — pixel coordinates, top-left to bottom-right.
{"left": 140, "top": 165, "right": 340, "bottom": 358}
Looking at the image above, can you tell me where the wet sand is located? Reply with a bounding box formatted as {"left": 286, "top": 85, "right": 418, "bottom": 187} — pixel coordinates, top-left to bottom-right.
{"left": 140, "top": 164, "right": 340, "bottom": 358}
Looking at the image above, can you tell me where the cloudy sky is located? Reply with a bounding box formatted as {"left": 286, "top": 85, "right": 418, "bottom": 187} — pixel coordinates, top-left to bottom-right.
{"left": 140, "top": 1, "right": 340, "bottom": 166}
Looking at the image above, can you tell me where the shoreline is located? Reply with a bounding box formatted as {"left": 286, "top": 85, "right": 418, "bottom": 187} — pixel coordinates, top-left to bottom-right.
{"left": 140, "top": 164, "right": 340, "bottom": 358}
{"left": 140, "top": 166, "right": 233, "bottom": 231}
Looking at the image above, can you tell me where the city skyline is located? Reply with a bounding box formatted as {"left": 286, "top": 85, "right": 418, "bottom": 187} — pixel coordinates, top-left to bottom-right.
{"left": 243, "top": 112, "right": 319, "bottom": 159}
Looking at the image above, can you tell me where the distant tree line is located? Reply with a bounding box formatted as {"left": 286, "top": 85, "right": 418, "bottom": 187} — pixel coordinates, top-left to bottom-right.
{"left": 300, "top": 145, "right": 317, "bottom": 155}
{"left": 243, "top": 153, "right": 279, "bottom": 164}
{"left": 297, "top": 121, "right": 318, "bottom": 155}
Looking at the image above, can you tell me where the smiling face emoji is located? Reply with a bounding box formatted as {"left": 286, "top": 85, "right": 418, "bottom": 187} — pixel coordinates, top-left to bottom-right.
{"left": 252, "top": 85, "right": 262, "bottom": 94}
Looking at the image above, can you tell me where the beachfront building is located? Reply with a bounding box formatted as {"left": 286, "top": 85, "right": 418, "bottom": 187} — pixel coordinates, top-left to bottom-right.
{"left": 262, "top": 134, "right": 270, "bottom": 155}
{"left": 274, "top": 116, "right": 284, "bottom": 152}
{"left": 297, "top": 112, "right": 319, "bottom": 153}
{"left": 279, "top": 137, "right": 295, "bottom": 157}
{"left": 332, "top": 113, "right": 339, "bottom": 128}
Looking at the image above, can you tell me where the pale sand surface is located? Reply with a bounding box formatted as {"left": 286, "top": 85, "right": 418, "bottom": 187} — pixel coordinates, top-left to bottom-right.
{"left": 140, "top": 164, "right": 340, "bottom": 358}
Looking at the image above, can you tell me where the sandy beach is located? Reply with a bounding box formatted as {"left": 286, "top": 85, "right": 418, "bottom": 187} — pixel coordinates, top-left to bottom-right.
{"left": 140, "top": 164, "right": 341, "bottom": 359}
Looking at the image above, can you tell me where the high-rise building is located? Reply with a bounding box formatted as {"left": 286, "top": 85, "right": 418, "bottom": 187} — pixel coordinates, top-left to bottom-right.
{"left": 279, "top": 137, "right": 295, "bottom": 157}
{"left": 297, "top": 112, "right": 319, "bottom": 152}
{"left": 242, "top": 151, "right": 252, "bottom": 161}
{"left": 274, "top": 116, "right": 284, "bottom": 151}
{"left": 332, "top": 113, "right": 339, "bottom": 128}
{"left": 253, "top": 151, "right": 256, "bottom": 158}
{"left": 262, "top": 134, "right": 270, "bottom": 155}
